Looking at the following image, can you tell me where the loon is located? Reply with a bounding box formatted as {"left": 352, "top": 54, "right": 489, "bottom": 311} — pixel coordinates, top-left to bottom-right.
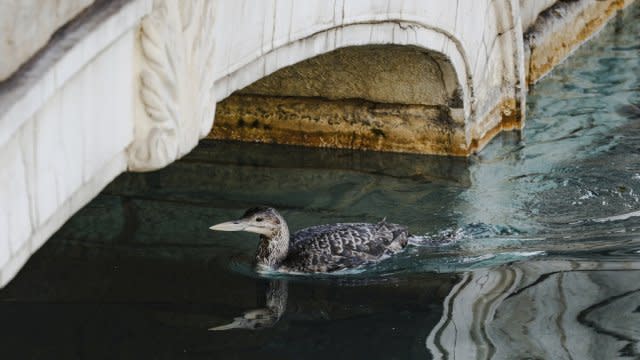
{"left": 209, "top": 207, "right": 409, "bottom": 273}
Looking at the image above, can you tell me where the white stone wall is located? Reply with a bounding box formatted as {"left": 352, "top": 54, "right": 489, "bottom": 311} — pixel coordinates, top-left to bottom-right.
{"left": 0, "top": 0, "right": 152, "bottom": 286}
{"left": 0, "top": 31, "right": 135, "bottom": 284}
{"left": 520, "top": 0, "right": 557, "bottom": 30}
{"left": 210, "top": 0, "right": 526, "bottom": 143}
{"left": 0, "top": 0, "right": 95, "bottom": 81}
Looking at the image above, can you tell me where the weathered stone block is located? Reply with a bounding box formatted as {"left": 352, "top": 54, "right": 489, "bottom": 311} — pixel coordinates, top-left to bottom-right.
{"left": 240, "top": 45, "right": 459, "bottom": 106}
{"left": 0, "top": 1, "right": 149, "bottom": 286}
{"left": 211, "top": 95, "right": 467, "bottom": 155}
{"left": 81, "top": 31, "right": 135, "bottom": 180}
{"left": 212, "top": 44, "right": 473, "bottom": 155}
{"left": 0, "top": 0, "right": 95, "bottom": 81}
{"left": 0, "top": 128, "right": 33, "bottom": 267}
{"left": 520, "top": 0, "right": 557, "bottom": 30}
{"left": 30, "top": 29, "right": 135, "bottom": 225}
{"left": 524, "top": 0, "right": 633, "bottom": 84}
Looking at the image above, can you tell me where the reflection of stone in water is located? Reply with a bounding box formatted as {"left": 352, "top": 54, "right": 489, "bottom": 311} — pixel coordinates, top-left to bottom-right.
{"left": 426, "top": 260, "right": 640, "bottom": 359}
{"left": 579, "top": 285, "right": 640, "bottom": 358}
{"left": 426, "top": 267, "right": 521, "bottom": 359}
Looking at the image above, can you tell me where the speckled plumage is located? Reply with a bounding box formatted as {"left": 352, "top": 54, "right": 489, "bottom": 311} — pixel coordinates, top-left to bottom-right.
{"left": 282, "top": 221, "right": 409, "bottom": 272}
{"left": 214, "top": 207, "right": 409, "bottom": 273}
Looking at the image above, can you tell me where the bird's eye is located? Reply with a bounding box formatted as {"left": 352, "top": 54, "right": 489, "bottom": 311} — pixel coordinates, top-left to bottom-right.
{"left": 256, "top": 217, "right": 263, "bottom": 222}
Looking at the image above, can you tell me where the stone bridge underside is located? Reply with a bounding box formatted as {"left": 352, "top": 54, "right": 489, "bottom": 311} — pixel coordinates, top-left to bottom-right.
{"left": 0, "top": 0, "right": 634, "bottom": 286}
{"left": 211, "top": 45, "right": 470, "bottom": 155}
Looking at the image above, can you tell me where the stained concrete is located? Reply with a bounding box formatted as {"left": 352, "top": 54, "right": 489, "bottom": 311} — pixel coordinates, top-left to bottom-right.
{"left": 211, "top": 45, "right": 468, "bottom": 155}
{"left": 525, "top": 0, "right": 634, "bottom": 84}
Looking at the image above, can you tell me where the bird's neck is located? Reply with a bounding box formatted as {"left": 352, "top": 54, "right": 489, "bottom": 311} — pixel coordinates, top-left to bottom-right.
{"left": 255, "top": 223, "right": 290, "bottom": 269}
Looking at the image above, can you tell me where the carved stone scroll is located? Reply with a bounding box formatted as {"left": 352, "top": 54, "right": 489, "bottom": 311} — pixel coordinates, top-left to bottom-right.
{"left": 128, "top": 0, "right": 215, "bottom": 171}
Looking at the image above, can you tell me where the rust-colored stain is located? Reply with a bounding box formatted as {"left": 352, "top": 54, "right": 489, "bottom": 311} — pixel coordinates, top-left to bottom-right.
{"left": 468, "top": 98, "right": 524, "bottom": 154}
{"left": 209, "top": 95, "right": 469, "bottom": 156}
{"left": 209, "top": 94, "right": 521, "bottom": 157}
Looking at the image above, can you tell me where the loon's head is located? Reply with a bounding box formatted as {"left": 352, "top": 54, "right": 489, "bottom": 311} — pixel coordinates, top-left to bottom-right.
{"left": 209, "top": 207, "right": 285, "bottom": 237}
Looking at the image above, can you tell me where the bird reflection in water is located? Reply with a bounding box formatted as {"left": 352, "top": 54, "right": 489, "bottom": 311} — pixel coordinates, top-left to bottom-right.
{"left": 209, "top": 280, "right": 288, "bottom": 331}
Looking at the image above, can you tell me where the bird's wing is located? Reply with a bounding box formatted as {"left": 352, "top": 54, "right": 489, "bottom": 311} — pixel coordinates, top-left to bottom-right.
{"left": 287, "top": 221, "right": 408, "bottom": 271}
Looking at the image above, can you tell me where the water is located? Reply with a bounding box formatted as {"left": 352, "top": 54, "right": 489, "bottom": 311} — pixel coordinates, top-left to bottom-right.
{"left": 2, "top": 5, "right": 640, "bottom": 359}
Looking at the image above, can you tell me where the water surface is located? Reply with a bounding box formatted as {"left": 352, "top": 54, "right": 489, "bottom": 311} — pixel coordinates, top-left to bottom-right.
{"left": 2, "top": 4, "right": 640, "bottom": 359}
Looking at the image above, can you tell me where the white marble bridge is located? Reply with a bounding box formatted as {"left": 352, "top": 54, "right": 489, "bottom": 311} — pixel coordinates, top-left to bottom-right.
{"left": 0, "top": 0, "right": 634, "bottom": 286}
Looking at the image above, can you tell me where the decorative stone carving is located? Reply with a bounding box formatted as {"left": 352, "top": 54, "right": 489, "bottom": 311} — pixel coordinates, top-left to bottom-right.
{"left": 128, "top": 0, "right": 216, "bottom": 171}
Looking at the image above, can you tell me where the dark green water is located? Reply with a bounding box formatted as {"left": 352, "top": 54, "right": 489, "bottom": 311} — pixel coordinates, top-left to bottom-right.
{"left": 2, "top": 4, "right": 640, "bottom": 360}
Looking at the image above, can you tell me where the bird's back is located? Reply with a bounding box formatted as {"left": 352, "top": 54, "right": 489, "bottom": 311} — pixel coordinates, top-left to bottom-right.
{"left": 281, "top": 220, "right": 409, "bottom": 272}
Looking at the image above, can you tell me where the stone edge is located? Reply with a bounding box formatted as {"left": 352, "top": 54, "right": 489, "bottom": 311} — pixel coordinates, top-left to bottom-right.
{"left": 0, "top": 0, "right": 152, "bottom": 146}
{"left": 524, "top": 0, "right": 636, "bottom": 85}
{"left": 0, "top": 152, "right": 127, "bottom": 287}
